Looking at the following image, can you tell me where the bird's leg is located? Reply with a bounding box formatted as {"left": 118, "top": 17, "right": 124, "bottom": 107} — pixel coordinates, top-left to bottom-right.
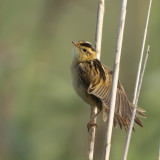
{"left": 87, "top": 108, "right": 101, "bottom": 132}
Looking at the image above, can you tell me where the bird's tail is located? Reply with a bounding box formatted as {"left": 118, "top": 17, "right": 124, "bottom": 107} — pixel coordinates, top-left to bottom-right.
{"left": 116, "top": 103, "right": 146, "bottom": 131}
{"left": 102, "top": 103, "right": 146, "bottom": 131}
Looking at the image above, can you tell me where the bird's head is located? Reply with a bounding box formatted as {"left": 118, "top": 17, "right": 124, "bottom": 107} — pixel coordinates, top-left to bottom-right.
{"left": 72, "top": 40, "right": 96, "bottom": 62}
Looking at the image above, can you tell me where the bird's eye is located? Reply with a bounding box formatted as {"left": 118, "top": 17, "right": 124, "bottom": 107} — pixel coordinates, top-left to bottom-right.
{"left": 83, "top": 48, "right": 87, "bottom": 52}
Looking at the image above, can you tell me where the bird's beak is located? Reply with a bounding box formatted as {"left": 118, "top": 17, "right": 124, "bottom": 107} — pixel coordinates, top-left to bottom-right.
{"left": 72, "top": 41, "right": 78, "bottom": 48}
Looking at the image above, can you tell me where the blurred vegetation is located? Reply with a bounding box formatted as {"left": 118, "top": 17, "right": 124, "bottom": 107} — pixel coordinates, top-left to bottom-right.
{"left": 0, "top": 0, "right": 160, "bottom": 160}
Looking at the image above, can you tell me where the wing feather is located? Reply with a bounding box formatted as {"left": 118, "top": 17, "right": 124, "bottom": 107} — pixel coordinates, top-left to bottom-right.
{"left": 76, "top": 59, "right": 146, "bottom": 130}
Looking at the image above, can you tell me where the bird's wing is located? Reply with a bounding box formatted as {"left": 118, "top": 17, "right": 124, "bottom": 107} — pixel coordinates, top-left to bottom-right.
{"left": 77, "top": 59, "right": 106, "bottom": 89}
{"left": 77, "top": 60, "right": 145, "bottom": 130}
{"left": 77, "top": 59, "right": 111, "bottom": 121}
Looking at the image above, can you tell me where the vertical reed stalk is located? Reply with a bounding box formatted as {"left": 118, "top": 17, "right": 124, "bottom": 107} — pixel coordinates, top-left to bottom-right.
{"left": 122, "top": 0, "right": 152, "bottom": 159}
{"left": 103, "top": 0, "right": 128, "bottom": 159}
{"left": 158, "top": 143, "right": 160, "bottom": 160}
{"left": 88, "top": 0, "right": 105, "bottom": 160}
{"left": 122, "top": 46, "right": 150, "bottom": 160}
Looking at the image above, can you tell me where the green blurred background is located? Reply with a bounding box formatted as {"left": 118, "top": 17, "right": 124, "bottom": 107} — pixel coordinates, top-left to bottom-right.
{"left": 0, "top": 0, "right": 160, "bottom": 160}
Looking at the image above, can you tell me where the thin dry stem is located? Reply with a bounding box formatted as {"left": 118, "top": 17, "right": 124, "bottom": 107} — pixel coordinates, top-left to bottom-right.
{"left": 103, "top": 0, "right": 128, "bottom": 160}
{"left": 88, "top": 107, "right": 98, "bottom": 160}
{"left": 158, "top": 143, "right": 160, "bottom": 160}
{"left": 122, "top": 0, "right": 152, "bottom": 159}
{"left": 88, "top": 0, "right": 105, "bottom": 160}
{"left": 123, "top": 46, "right": 150, "bottom": 160}
{"left": 95, "top": 0, "right": 105, "bottom": 60}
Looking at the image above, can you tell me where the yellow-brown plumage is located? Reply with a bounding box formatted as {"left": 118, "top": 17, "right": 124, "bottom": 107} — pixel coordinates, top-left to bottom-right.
{"left": 71, "top": 40, "right": 146, "bottom": 131}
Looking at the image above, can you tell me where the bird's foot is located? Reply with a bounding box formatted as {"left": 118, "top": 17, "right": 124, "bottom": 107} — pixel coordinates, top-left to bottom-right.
{"left": 87, "top": 121, "right": 98, "bottom": 132}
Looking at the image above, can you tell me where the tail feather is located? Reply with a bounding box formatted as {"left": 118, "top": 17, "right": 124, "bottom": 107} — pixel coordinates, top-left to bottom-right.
{"left": 130, "top": 103, "right": 147, "bottom": 118}
{"left": 102, "top": 102, "right": 146, "bottom": 131}
{"left": 114, "top": 103, "right": 146, "bottom": 131}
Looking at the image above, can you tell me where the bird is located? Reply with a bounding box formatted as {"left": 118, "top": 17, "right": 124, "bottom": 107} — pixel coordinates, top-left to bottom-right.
{"left": 70, "top": 40, "right": 146, "bottom": 131}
